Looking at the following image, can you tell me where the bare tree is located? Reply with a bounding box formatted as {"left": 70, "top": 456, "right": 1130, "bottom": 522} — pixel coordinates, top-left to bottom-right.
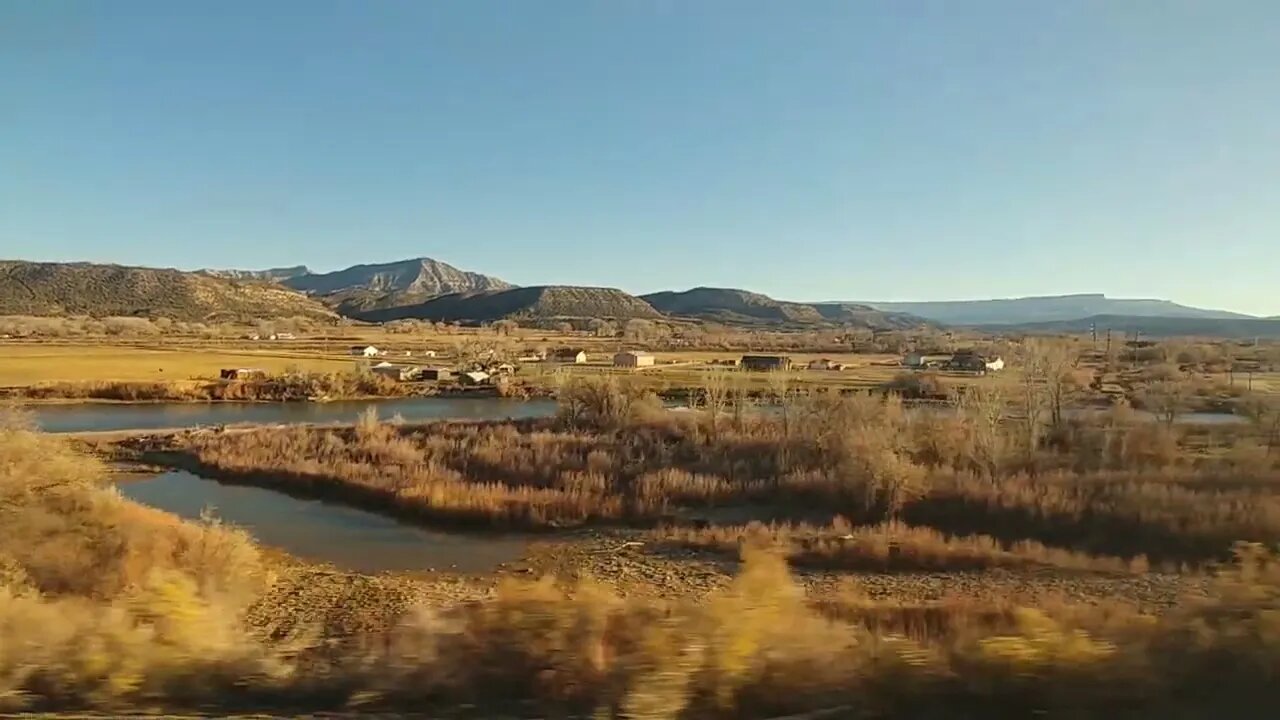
{"left": 588, "top": 318, "right": 616, "bottom": 338}
{"left": 1244, "top": 396, "right": 1280, "bottom": 455}
{"left": 623, "top": 319, "right": 654, "bottom": 343}
{"left": 492, "top": 319, "right": 519, "bottom": 336}
{"left": 701, "top": 367, "right": 732, "bottom": 442}
{"left": 767, "top": 370, "right": 798, "bottom": 472}
{"left": 1139, "top": 378, "right": 1190, "bottom": 426}
{"left": 1021, "top": 337, "right": 1086, "bottom": 430}
{"left": 1016, "top": 341, "right": 1051, "bottom": 459}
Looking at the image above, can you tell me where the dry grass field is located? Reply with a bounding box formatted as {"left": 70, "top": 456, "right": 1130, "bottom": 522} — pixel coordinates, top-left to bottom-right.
{"left": 0, "top": 334, "right": 1015, "bottom": 398}
{"left": 0, "top": 343, "right": 354, "bottom": 386}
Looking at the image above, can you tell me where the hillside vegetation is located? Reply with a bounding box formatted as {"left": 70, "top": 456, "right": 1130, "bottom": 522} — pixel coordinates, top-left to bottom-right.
{"left": 359, "top": 285, "right": 663, "bottom": 323}
{"left": 286, "top": 257, "right": 513, "bottom": 312}
{"left": 0, "top": 261, "right": 334, "bottom": 321}
{"left": 199, "top": 265, "right": 311, "bottom": 282}
{"left": 643, "top": 287, "right": 928, "bottom": 329}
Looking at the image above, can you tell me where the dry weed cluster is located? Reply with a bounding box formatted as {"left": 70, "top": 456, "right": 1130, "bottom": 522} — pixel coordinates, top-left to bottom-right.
{"left": 6, "top": 414, "right": 1280, "bottom": 715}
{"left": 178, "top": 376, "right": 1280, "bottom": 567}
{"left": 21, "top": 370, "right": 408, "bottom": 402}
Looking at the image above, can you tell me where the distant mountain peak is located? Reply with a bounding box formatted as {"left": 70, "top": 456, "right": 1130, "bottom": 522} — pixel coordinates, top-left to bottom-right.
{"left": 282, "top": 257, "right": 514, "bottom": 313}
{"left": 357, "top": 285, "right": 661, "bottom": 323}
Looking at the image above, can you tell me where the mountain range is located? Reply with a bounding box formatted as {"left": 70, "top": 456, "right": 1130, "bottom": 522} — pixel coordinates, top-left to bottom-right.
{"left": 2, "top": 257, "right": 1273, "bottom": 337}
{"left": 859, "top": 294, "right": 1249, "bottom": 325}
{"left": 640, "top": 288, "right": 926, "bottom": 329}
{"left": 986, "top": 314, "right": 1280, "bottom": 340}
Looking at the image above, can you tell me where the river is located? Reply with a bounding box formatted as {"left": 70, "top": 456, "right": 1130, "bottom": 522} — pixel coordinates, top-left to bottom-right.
{"left": 30, "top": 396, "right": 1246, "bottom": 434}
{"left": 31, "top": 396, "right": 559, "bottom": 433}
{"left": 118, "top": 469, "right": 529, "bottom": 573}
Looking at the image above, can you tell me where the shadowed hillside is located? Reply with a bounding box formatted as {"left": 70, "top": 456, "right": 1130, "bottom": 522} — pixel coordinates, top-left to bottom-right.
{"left": 358, "top": 285, "right": 663, "bottom": 323}
{"left": 0, "top": 261, "right": 335, "bottom": 321}
{"left": 643, "top": 287, "right": 929, "bottom": 329}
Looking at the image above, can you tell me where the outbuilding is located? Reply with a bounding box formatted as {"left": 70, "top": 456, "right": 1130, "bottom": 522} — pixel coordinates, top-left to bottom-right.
{"left": 740, "top": 355, "right": 792, "bottom": 372}
{"left": 613, "top": 350, "right": 655, "bottom": 368}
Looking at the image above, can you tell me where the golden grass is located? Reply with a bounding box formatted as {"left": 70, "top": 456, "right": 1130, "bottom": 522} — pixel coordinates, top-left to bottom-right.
{"left": 655, "top": 518, "right": 1140, "bottom": 573}
{"left": 156, "top": 383, "right": 1280, "bottom": 564}
{"left": 9, "top": 419, "right": 1280, "bottom": 715}
{"left": 0, "top": 415, "right": 284, "bottom": 709}
{"left": 0, "top": 343, "right": 351, "bottom": 386}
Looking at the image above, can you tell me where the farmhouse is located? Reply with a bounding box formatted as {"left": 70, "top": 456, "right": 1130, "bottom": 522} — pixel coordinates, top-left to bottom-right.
{"left": 418, "top": 367, "right": 453, "bottom": 381}
{"left": 741, "top": 355, "right": 792, "bottom": 372}
{"left": 351, "top": 345, "right": 382, "bottom": 358}
{"left": 459, "top": 370, "right": 491, "bottom": 386}
{"left": 613, "top": 350, "right": 655, "bottom": 369}
{"left": 219, "top": 368, "right": 266, "bottom": 381}
{"left": 552, "top": 348, "right": 588, "bottom": 364}
{"left": 903, "top": 352, "right": 955, "bottom": 369}
{"left": 371, "top": 364, "right": 420, "bottom": 382}
{"left": 946, "top": 350, "right": 1005, "bottom": 374}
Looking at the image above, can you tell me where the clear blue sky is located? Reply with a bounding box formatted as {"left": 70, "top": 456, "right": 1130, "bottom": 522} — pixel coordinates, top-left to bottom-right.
{"left": 3, "top": 1, "right": 1278, "bottom": 315}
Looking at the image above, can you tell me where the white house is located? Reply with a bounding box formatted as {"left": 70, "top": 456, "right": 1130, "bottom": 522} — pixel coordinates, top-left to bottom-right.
{"left": 985, "top": 356, "right": 1006, "bottom": 372}
{"left": 351, "top": 345, "right": 381, "bottom": 358}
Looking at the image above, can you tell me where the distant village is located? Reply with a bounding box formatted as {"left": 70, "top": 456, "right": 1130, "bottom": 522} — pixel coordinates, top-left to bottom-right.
{"left": 219, "top": 342, "right": 1004, "bottom": 390}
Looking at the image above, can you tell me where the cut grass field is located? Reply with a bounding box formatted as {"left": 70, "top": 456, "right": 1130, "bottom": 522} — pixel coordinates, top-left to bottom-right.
{"left": 0, "top": 343, "right": 355, "bottom": 386}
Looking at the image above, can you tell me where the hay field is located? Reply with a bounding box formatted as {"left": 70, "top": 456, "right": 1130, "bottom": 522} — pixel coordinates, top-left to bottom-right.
{"left": 0, "top": 343, "right": 355, "bottom": 386}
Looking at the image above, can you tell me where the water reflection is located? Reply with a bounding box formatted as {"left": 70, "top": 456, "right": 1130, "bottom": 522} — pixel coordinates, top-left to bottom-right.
{"left": 33, "top": 397, "right": 557, "bottom": 433}
{"left": 119, "top": 470, "right": 528, "bottom": 574}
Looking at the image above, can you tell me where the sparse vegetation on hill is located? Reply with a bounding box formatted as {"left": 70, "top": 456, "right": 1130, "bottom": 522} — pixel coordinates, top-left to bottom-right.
{"left": 359, "top": 285, "right": 663, "bottom": 323}
{"left": 0, "top": 261, "right": 334, "bottom": 321}
{"left": 285, "top": 257, "right": 513, "bottom": 314}
{"left": 642, "top": 287, "right": 929, "bottom": 329}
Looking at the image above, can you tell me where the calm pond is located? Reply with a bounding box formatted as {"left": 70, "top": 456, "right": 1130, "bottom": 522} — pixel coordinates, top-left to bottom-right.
{"left": 33, "top": 396, "right": 558, "bottom": 433}
{"left": 119, "top": 470, "right": 528, "bottom": 574}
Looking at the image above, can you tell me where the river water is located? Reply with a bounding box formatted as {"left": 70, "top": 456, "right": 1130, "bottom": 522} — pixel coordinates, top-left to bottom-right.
{"left": 30, "top": 396, "right": 1248, "bottom": 435}
{"left": 32, "top": 396, "right": 559, "bottom": 433}
{"left": 118, "top": 470, "right": 529, "bottom": 573}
